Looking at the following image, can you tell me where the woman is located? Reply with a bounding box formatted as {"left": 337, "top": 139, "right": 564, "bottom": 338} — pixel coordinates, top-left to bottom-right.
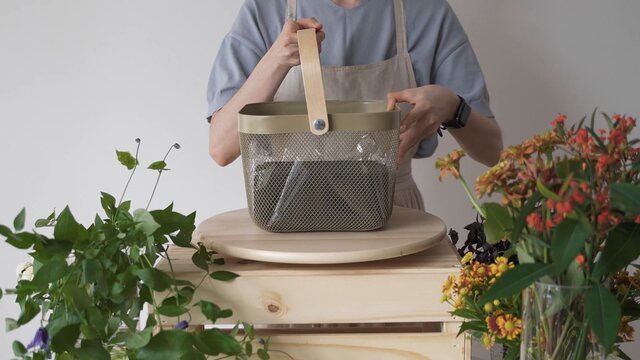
{"left": 207, "top": 0, "right": 502, "bottom": 210}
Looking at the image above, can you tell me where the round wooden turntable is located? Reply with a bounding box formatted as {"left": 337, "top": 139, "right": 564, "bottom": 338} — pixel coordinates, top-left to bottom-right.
{"left": 195, "top": 206, "right": 447, "bottom": 264}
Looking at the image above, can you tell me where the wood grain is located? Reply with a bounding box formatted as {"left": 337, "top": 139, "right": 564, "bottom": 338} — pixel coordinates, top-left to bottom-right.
{"left": 194, "top": 207, "right": 447, "bottom": 265}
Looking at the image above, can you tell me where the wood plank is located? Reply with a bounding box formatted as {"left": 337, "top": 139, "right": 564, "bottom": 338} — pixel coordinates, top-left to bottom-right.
{"left": 154, "top": 269, "right": 458, "bottom": 326}
{"left": 247, "top": 332, "right": 467, "bottom": 360}
{"left": 157, "top": 238, "right": 461, "bottom": 276}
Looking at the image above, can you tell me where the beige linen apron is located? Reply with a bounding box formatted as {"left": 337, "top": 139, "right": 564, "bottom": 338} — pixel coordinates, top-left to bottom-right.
{"left": 274, "top": 0, "right": 424, "bottom": 210}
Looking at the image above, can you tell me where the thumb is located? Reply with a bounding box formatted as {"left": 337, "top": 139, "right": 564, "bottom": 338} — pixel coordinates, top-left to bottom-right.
{"left": 282, "top": 20, "right": 299, "bottom": 33}
{"left": 387, "top": 92, "right": 400, "bottom": 111}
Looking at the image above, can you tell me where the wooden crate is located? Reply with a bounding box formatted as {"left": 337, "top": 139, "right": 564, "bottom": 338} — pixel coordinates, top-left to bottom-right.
{"left": 154, "top": 239, "right": 469, "bottom": 360}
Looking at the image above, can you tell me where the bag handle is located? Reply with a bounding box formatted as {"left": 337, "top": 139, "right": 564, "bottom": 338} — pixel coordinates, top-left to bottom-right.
{"left": 297, "top": 28, "right": 329, "bottom": 136}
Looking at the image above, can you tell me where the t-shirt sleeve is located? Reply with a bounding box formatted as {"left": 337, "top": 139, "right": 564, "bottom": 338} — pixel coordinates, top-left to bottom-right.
{"left": 412, "top": 1, "right": 493, "bottom": 158}
{"left": 206, "top": 0, "right": 274, "bottom": 119}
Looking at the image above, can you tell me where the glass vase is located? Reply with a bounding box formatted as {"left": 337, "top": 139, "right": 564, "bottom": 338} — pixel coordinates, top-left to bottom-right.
{"left": 520, "top": 282, "right": 604, "bottom": 360}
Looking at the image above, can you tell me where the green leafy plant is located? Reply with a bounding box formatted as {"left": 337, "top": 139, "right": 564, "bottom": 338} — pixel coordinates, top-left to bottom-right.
{"left": 0, "top": 139, "right": 269, "bottom": 360}
{"left": 437, "top": 112, "right": 640, "bottom": 358}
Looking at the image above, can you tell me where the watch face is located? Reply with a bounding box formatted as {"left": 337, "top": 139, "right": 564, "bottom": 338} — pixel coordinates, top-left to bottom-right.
{"left": 458, "top": 100, "right": 471, "bottom": 127}
{"left": 442, "top": 96, "right": 469, "bottom": 129}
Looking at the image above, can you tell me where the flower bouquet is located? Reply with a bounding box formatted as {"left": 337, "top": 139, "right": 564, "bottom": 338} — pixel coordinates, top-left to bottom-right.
{"left": 437, "top": 111, "right": 640, "bottom": 359}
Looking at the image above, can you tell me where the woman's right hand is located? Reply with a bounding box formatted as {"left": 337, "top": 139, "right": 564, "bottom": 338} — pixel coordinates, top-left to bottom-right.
{"left": 268, "top": 17, "right": 325, "bottom": 67}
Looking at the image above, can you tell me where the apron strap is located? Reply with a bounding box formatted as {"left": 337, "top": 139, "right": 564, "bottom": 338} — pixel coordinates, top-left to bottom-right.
{"left": 286, "top": 0, "right": 297, "bottom": 21}
{"left": 393, "top": 0, "right": 408, "bottom": 55}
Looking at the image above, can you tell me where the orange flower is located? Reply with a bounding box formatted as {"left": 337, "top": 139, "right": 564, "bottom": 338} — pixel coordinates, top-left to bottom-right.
{"left": 496, "top": 313, "right": 522, "bottom": 341}
{"left": 435, "top": 149, "right": 465, "bottom": 181}
{"left": 575, "top": 254, "right": 585, "bottom": 264}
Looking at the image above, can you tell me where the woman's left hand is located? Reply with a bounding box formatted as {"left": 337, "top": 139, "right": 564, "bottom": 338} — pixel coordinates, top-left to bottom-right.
{"left": 387, "top": 85, "right": 459, "bottom": 160}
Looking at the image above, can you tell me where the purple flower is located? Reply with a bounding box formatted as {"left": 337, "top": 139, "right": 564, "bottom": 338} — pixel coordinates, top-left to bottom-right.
{"left": 27, "top": 327, "right": 49, "bottom": 353}
{"left": 175, "top": 320, "right": 189, "bottom": 330}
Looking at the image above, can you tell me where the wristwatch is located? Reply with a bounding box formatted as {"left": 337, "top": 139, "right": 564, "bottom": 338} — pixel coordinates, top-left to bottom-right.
{"left": 438, "top": 95, "right": 470, "bottom": 136}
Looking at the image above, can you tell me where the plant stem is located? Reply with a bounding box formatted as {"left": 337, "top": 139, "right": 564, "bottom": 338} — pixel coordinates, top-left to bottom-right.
{"left": 146, "top": 144, "right": 179, "bottom": 210}
{"left": 458, "top": 174, "right": 485, "bottom": 218}
{"left": 119, "top": 139, "right": 141, "bottom": 207}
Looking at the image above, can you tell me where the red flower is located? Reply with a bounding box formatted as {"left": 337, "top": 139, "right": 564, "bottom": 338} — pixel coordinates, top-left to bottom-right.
{"left": 598, "top": 210, "right": 611, "bottom": 225}
{"left": 552, "top": 114, "right": 567, "bottom": 128}
{"left": 545, "top": 198, "right": 556, "bottom": 210}
{"left": 527, "top": 213, "right": 545, "bottom": 232}
{"left": 609, "top": 130, "right": 625, "bottom": 146}
{"left": 555, "top": 201, "right": 573, "bottom": 216}
{"left": 635, "top": 215, "right": 640, "bottom": 224}
{"left": 571, "top": 191, "right": 586, "bottom": 205}
{"left": 575, "top": 254, "right": 585, "bottom": 264}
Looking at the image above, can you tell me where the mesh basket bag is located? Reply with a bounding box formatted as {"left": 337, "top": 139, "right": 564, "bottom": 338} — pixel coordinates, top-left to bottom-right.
{"left": 238, "top": 29, "right": 400, "bottom": 232}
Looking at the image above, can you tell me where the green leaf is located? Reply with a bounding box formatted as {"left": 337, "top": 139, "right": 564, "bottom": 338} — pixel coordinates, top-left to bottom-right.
{"left": 133, "top": 209, "right": 161, "bottom": 236}
{"left": 6, "top": 318, "right": 19, "bottom": 332}
{"left": 100, "top": 192, "right": 117, "bottom": 218}
{"left": 156, "top": 305, "right": 189, "bottom": 317}
{"left": 12, "top": 340, "right": 26, "bottom": 357}
{"left": 72, "top": 341, "right": 110, "bottom": 360}
{"left": 536, "top": 178, "right": 561, "bottom": 201}
{"left": 50, "top": 324, "right": 81, "bottom": 352}
{"left": 594, "top": 224, "right": 640, "bottom": 278}
{"left": 125, "top": 327, "right": 153, "bottom": 349}
{"left": 17, "top": 300, "right": 40, "bottom": 325}
{"left": 590, "top": 107, "right": 598, "bottom": 129}
{"left": 257, "top": 348, "right": 269, "bottom": 360}
{"left": 133, "top": 268, "right": 173, "bottom": 291}
{"left": 116, "top": 150, "right": 138, "bottom": 170}
{"left": 586, "top": 283, "right": 621, "bottom": 353}
{"left": 54, "top": 206, "right": 87, "bottom": 243}
{"left": 137, "top": 330, "right": 193, "bottom": 360}
{"left": 198, "top": 301, "right": 233, "bottom": 323}
{"left": 82, "top": 258, "right": 102, "bottom": 285}
{"left": 456, "top": 320, "right": 486, "bottom": 337}
{"left": 31, "top": 259, "right": 68, "bottom": 285}
{"left": 66, "top": 285, "right": 93, "bottom": 312}
{"left": 551, "top": 219, "right": 590, "bottom": 273}
{"left": 478, "top": 264, "right": 553, "bottom": 305}
{"left": 192, "top": 247, "right": 210, "bottom": 271}
{"left": 482, "top": 202, "right": 514, "bottom": 244}
{"left": 210, "top": 270, "right": 239, "bottom": 282}
{"left": 3, "top": 230, "right": 34, "bottom": 249}
{"left": 35, "top": 210, "right": 55, "bottom": 228}
{"left": 511, "top": 192, "right": 542, "bottom": 243}
{"left": 148, "top": 160, "right": 167, "bottom": 171}
{"left": 14, "top": 208, "right": 26, "bottom": 231}
{"left": 192, "top": 329, "right": 243, "bottom": 356}
{"left": 609, "top": 183, "right": 640, "bottom": 214}
{"left": 245, "top": 341, "right": 253, "bottom": 356}
{"left": 587, "top": 127, "right": 607, "bottom": 150}
{"left": 450, "top": 308, "right": 478, "bottom": 320}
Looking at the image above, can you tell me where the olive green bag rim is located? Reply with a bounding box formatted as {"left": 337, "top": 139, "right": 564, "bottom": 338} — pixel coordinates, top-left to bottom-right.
{"left": 238, "top": 100, "right": 401, "bottom": 134}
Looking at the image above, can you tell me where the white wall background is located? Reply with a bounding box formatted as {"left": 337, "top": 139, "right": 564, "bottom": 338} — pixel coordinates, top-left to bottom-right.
{"left": 1, "top": 0, "right": 639, "bottom": 358}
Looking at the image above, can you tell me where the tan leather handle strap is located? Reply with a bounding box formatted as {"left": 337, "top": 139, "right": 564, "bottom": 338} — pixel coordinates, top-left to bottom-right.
{"left": 297, "top": 28, "right": 329, "bottom": 135}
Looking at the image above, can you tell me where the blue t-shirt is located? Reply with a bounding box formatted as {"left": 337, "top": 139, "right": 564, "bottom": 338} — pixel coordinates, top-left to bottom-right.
{"left": 207, "top": 0, "right": 493, "bottom": 158}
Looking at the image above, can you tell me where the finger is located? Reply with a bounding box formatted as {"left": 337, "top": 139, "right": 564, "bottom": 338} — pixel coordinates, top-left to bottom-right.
{"left": 297, "top": 17, "right": 323, "bottom": 30}
{"left": 397, "top": 135, "right": 415, "bottom": 163}
{"left": 282, "top": 20, "right": 299, "bottom": 33}
{"left": 386, "top": 93, "right": 397, "bottom": 112}
{"left": 399, "top": 108, "right": 425, "bottom": 133}
{"left": 316, "top": 30, "right": 326, "bottom": 44}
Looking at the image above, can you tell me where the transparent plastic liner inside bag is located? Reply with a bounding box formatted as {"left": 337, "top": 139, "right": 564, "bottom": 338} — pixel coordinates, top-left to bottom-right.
{"left": 241, "top": 130, "right": 399, "bottom": 232}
